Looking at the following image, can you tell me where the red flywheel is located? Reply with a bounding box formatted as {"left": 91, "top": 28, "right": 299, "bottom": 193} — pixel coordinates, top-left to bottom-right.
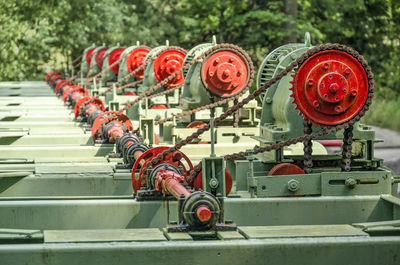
{"left": 291, "top": 49, "right": 369, "bottom": 126}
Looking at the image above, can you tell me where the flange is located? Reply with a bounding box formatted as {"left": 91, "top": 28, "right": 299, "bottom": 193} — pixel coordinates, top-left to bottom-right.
{"left": 201, "top": 47, "right": 250, "bottom": 97}
{"left": 131, "top": 146, "right": 193, "bottom": 193}
{"left": 153, "top": 48, "right": 186, "bottom": 88}
{"left": 91, "top": 111, "right": 133, "bottom": 141}
{"left": 108, "top": 48, "right": 125, "bottom": 74}
{"left": 126, "top": 47, "right": 151, "bottom": 78}
{"left": 95, "top": 47, "right": 108, "bottom": 68}
{"left": 291, "top": 49, "right": 369, "bottom": 126}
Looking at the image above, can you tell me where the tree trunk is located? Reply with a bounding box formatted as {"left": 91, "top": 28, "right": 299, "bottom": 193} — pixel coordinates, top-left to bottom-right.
{"left": 285, "top": 0, "right": 298, "bottom": 43}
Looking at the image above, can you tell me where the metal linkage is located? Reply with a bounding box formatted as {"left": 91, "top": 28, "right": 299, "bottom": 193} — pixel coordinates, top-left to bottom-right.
{"left": 138, "top": 44, "right": 373, "bottom": 184}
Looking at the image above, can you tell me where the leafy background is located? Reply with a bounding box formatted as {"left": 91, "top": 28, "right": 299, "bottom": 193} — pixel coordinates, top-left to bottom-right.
{"left": 1, "top": 0, "right": 399, "bottom": 129}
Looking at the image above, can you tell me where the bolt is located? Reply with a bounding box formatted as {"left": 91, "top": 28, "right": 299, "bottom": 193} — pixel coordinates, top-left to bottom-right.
{"left": 345, "top": 178, "right": 357, "bottom": 189}
{"left": 344, "top": 68, "right": 351, "bottom": 76}
{"left": 329, "top": 83, "right": 339, "bottom": 94}
{"left": 335, "top": 105, "right": 342, "bottom": 113}
{"left": 223, "top": 69, "right": 231, "bottom": 78}
{"left": 209, "top": 178, "right": 219, "bottom": 188}
{"left": 228, "top": 58, "right": 234, "bottom": 63}
{"left": 308, "top": 79, "right": 314, "bottom": 86}
{"left": 313, "top": 100, "right": 320, "bottom": 108}
{"left": 237, "top": 71, "right": 242, "bottom": 77}
{"left": 321, "top": 83, "right": 325, "bottom": 87}
{"left": 213, "top": 58, "right": 220, "bottom": 65}
{"left": 232, "top": 82, "right": 238, "bottom": 88}
{"left": 323, "top": 63, "right": 329, "bottom": 70}
{"left": 343, "top": 88, "right": 347, "bottom": 93}
{"left": 287, "top": 179, "right": 300, "bottom": 192}
{"left": 351, "top": 89, "right": 357, "bottom": 96}
{"left": 324, "top": 94, "right": 328, "bottom": 99}
{"left": 209, "top": 71, "right": 214, "bottom": 77}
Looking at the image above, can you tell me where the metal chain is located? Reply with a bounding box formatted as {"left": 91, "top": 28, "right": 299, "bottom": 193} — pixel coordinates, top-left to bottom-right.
{"left": 341, "top": 124, "right": 354, "bottom": 171}
{"left": 138, "top": 44, "right": 255, "bottom": 187}
{"left": 82, "top": 56, "right": 123, "bottom": 87}
{"left": 303, "top": 120, "right": 313, "bottom": 174}
{"left": 140, "top": 43, "right": 374, "bottom": 186}
{"left": 72, "top": 54, "right": 83, "bottom": 64}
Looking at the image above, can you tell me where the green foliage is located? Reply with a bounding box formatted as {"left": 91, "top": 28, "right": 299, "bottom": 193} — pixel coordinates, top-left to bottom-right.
{"left": 0, "top": 0, "right": 399, "bottom": 105}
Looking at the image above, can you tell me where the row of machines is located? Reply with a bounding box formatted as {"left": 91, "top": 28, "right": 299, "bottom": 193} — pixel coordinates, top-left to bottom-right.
{"left": 0, "top": 33, "right": 399, "bottom": 264}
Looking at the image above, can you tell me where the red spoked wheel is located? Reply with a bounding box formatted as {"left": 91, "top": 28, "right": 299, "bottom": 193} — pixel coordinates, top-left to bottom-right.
{"left": 91, "top": 111, "right": 133, "bottom": 141}
{"left": 86, "top": 48, "right": 96, "bottom": 66}
{"left": 95, "top": 47, "right": 108, "bottom": 68}
{"left": 45, "top": 72, "right": 57, "bottom": 82}
{"left": 153, "top": 48, "right": 186, "bottom": 88}
{"left": 291, "top": 49, "right": 369, "bottom": 126}
{"left": 73, "top": 96, "right": 105, "bottom": 118}
{"left": 126, "top": 47, "right": 151, "bottom": 78}
{"left": 55, "top": 80, "right": 68, "bottom": 95}
{"left": 201, "top": 47, "right": 251, "bottom": 97}
{"left": 108, "top": 48, "right": 125, "bottom": 74}
{"left": 268, "top": 163, "right": 305, "bottom": 176}
{"left": 62, "top": 85, "right": 79, "bottom": 102}
{"left": 131, "top": 146, "right": 193, "bottom": 193}
{"left": 193, "top": 169, "right": 233, "bottom": 196}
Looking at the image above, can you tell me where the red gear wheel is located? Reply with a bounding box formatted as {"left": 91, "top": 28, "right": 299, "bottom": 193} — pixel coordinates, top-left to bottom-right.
{"left": 131, "top": 146, "right": 193, "bottom": 193}
{"left": 153, "top": 48, "right": 186, "bottom": 88}
{"left": 268, "top": 163, "right": 304, "bottom": 176}
{"left": 126, "top": 47, "right": 151, "bottom": 78}
{"left": 95, "top": 47, "right": 108, "bottom": 68}
{"left": 291, "top": 49, "right": 369, "bottom": 126}
{"left": 201, "top": 48, "right": 250, "bottom": 97}
{"left": 73, "top": 96, "right": 105, "bottom": 118}
{"left": 86, "top": 48, "right": 95, "bottom": 66}
{"left": 108, "top": 48, "right": 125, "bottom": 74}
{"left": 91, "top": 111, "right": 133, "bottom": 141}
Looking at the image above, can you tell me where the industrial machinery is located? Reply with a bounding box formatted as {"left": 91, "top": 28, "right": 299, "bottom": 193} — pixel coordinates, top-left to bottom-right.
{"left": 0, "top": 36, "right": 400, "bottom": 265}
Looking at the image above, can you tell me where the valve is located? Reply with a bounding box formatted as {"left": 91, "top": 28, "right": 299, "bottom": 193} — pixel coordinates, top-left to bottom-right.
{"left": 126, "top": 47, "right": 151, "bottom": 78}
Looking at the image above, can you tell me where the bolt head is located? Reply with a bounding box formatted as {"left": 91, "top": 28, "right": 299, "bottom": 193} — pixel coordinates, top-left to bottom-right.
{"left": 313, "top": 100, "right": 320, "bottom": 108}
{"left": 334, "top": 105, "right": 342, "bottom": 113}
{"left": 323, "top": 63, "right": 329, "bottom": 70}
{"left": 308, "top": 79, "right": 314, "bottom": 86}
{"left": 344, "top": 68, "right": 351, "bottom": 75}
{"left": 287, "top": 179, "right": 300, "bottom": 192}
{"left": 351, "top": 89, "right": 357, "bottom": 96}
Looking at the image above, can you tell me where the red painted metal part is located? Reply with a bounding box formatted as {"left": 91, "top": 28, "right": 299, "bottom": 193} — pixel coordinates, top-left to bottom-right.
{"left": 150, "top": 104, "right": 167, "bottom": 110}
{"left": 153, "top": 48, "right": 186, "bottom": 88}
{"left": 73, "top": 96, "right": 105, "bottom": 118}
{"left": 69, "top": 87, "right": 88, "bottom": 104}
{"left": 86, "top": 48, "right": 96, "bottom": 66}
{"left": 155, "top": 169, "right": 191, "bottom": 198}
{"left": 186, "top": 121, "right": 207, "bottom": 129}
{"left": 124, "top": 92, "right": 137, "bottom": 96}
{"left": 91, "top": 111, "right": 133, "bottom": 142}
{"left": 131, "top": 146, "right": 193, "bottom": 193}
{"left": 45, "top": 72, "right": 56, "bottom": 82}
{"left": 292, "top": 50, "right": 369, "bottom": 126}
{"left": 49, "top": 74, "right": 62, "bottom": 87}
{"left": 126, "top": 47, "right": 151, "bottom": 78}
{"left": 108, "top": 48, "right": 125, "bottom": 74}
{"left": 193, "top": 169, "right": 233, "bottom": 196}
{"left": 317, "top": 140, "right": 342, "bottom": 147}
{"left": 201, "top": 49, "right": 249, "bottom": 97}
{"left": 62, "top": 85, "right": 80, "bottom": 102}
{"left": 95, "top": 47, "right": 108, "bottom": 68}
{"left": 268, "top": 163, "right": 305, "bottom": 176}
{"left": 55, "top": 80, "right": 68, "bottom": 95}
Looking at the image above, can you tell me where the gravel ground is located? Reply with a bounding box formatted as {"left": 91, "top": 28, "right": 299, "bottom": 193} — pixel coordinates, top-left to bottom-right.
{"left": 373, "top": 126, "right": 400, "bottom": 175}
